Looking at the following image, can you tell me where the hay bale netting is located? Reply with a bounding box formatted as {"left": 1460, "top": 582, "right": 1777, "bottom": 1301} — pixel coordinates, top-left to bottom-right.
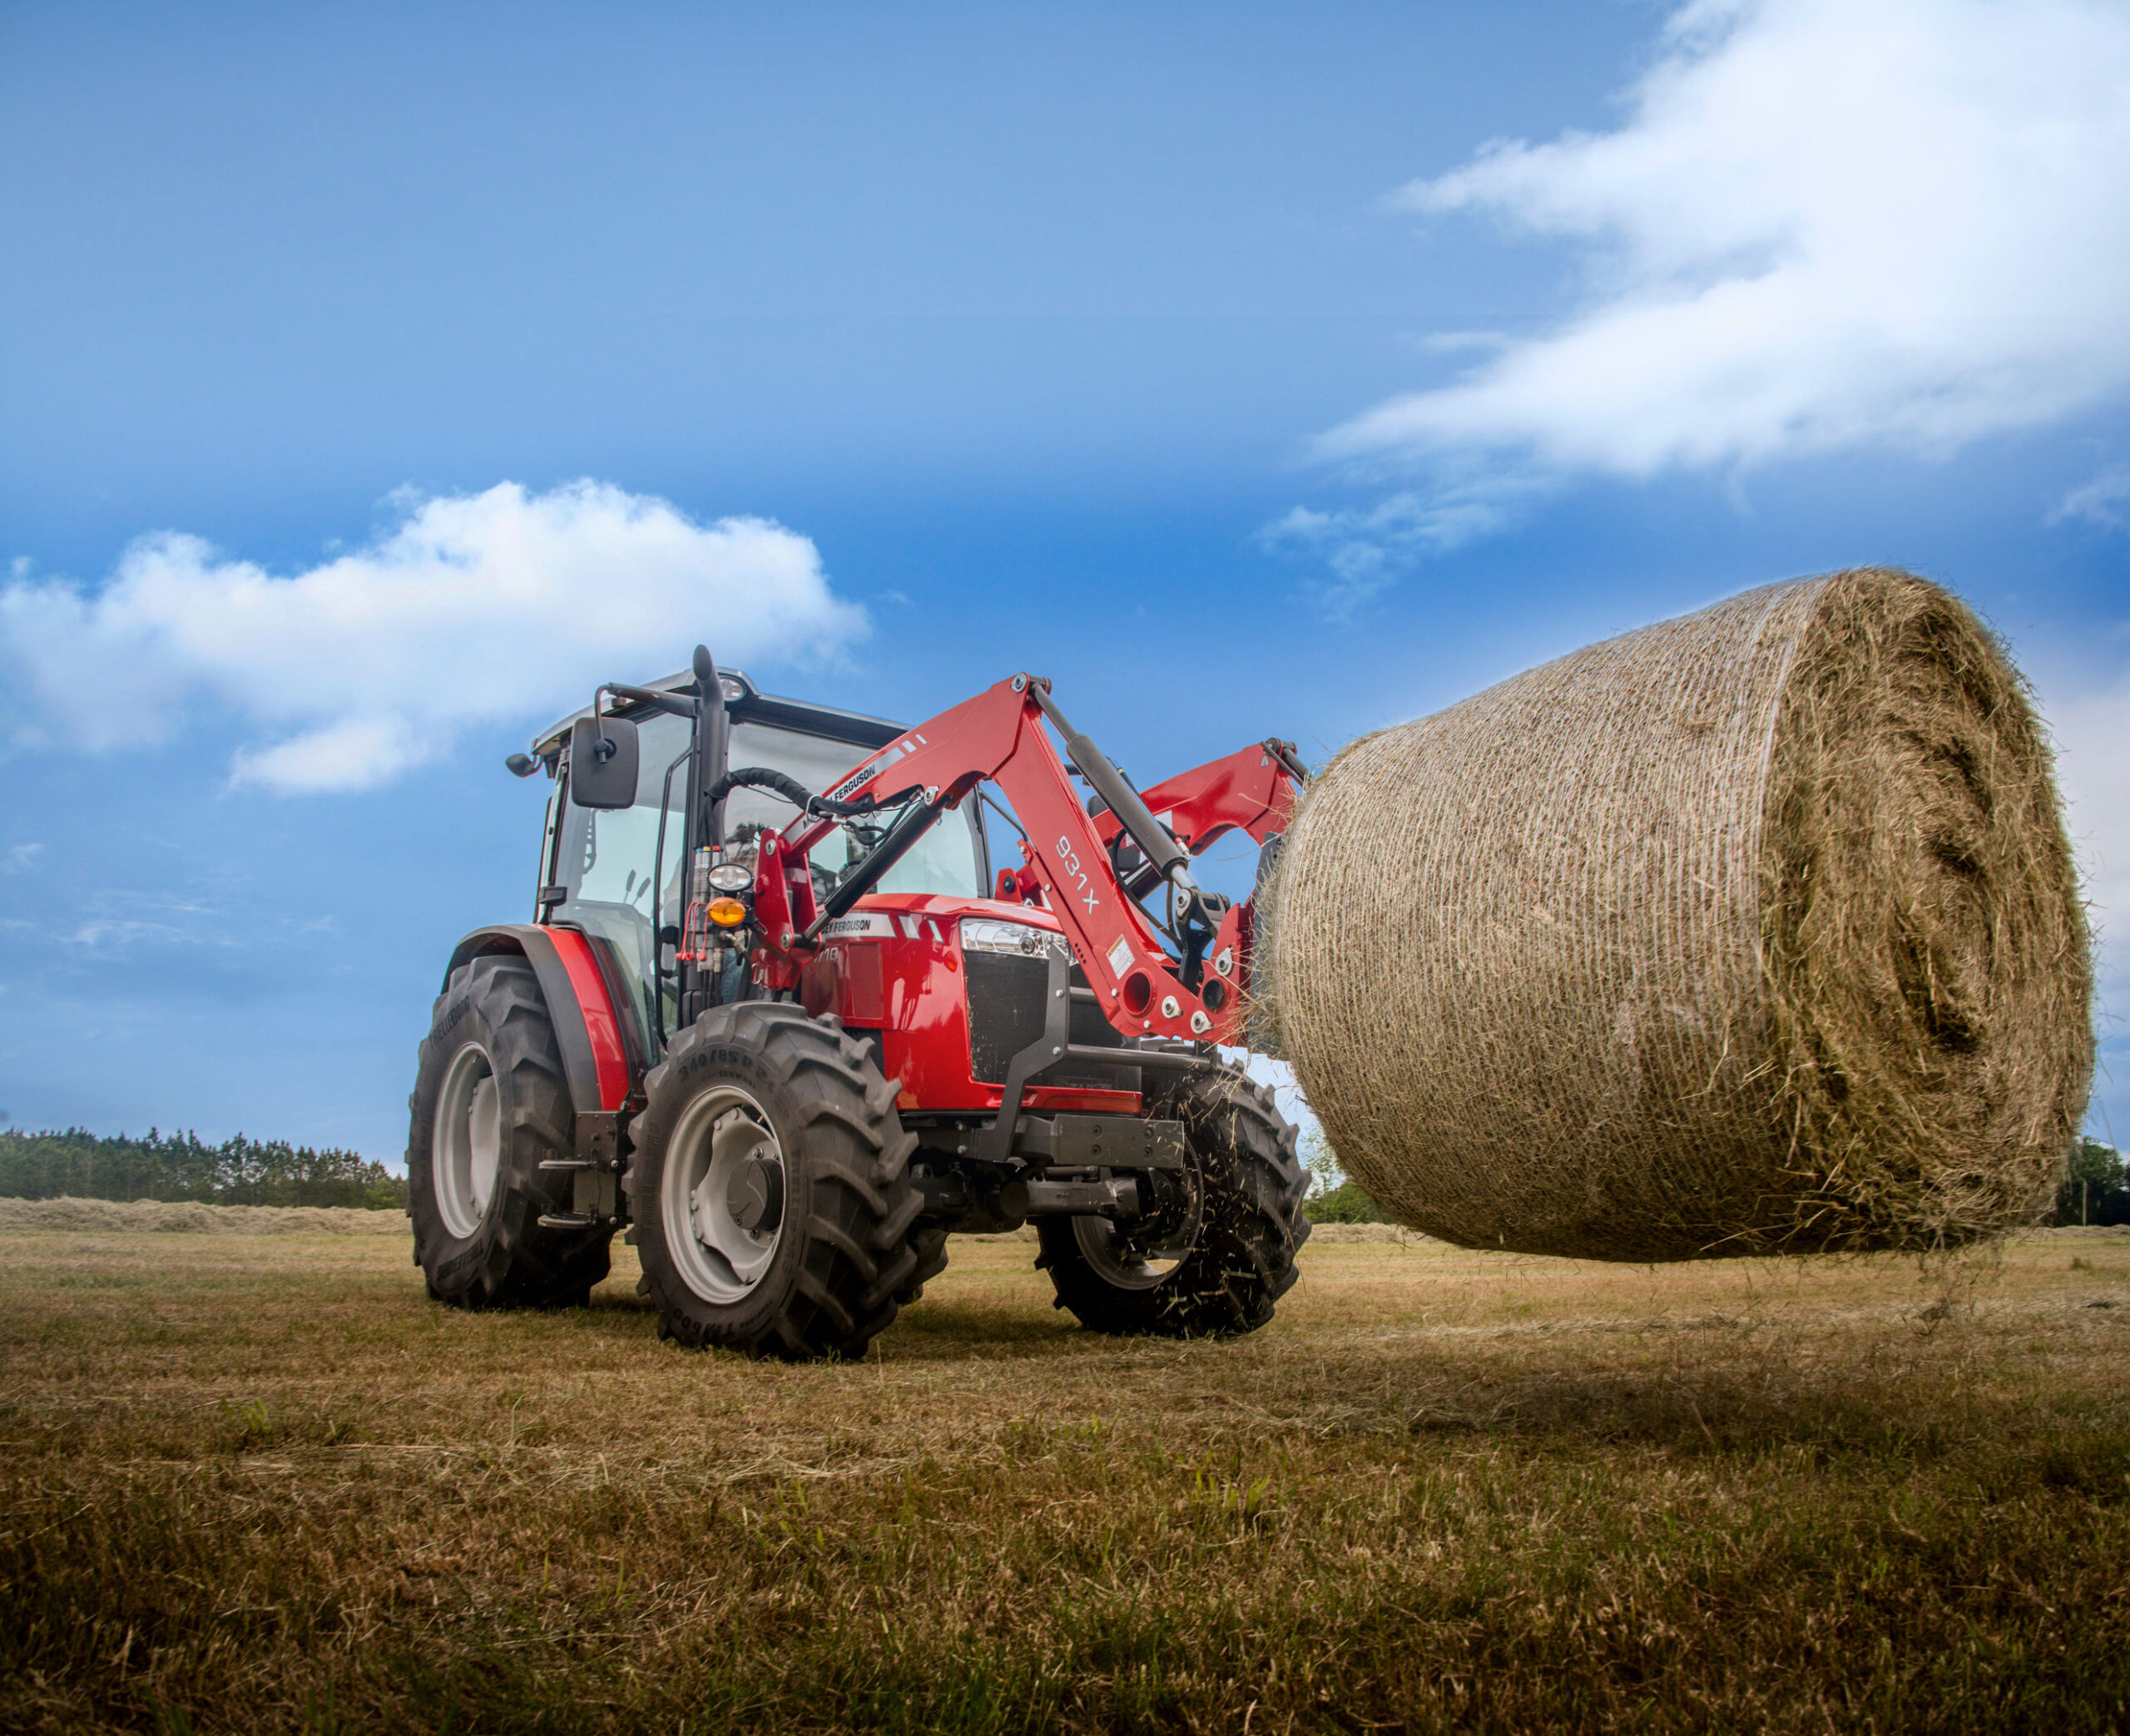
{"left": 1268, "top": 568, "right": 2093, "bottom": 1260}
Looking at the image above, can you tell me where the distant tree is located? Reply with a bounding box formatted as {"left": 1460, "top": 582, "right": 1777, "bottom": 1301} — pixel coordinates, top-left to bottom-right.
{"left": 1299, "top": 1128, "right": 1390, "bottom": 1224}
{"left": 0, "top": 1127, "right": 408, "bottom": 1209}
{"left": 2050, "top": 1138, "right": 2130, "bottom": 1227}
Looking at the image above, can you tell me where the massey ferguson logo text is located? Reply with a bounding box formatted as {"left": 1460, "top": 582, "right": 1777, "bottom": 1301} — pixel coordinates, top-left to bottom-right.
{"left": 830, "top": 743, "right": 905, "bottom": 804}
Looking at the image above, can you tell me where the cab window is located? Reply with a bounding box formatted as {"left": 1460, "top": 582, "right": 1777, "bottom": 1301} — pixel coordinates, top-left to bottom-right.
{"left": 554, "top": 710, "right": 691, "bottom": 1050}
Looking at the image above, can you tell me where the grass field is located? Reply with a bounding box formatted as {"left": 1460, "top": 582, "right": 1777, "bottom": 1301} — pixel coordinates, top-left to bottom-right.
{"left": 3, "top": 1218, "right": 2128, "bottom": 1734}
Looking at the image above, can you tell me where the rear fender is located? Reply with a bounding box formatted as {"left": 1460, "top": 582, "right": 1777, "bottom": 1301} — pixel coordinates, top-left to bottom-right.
{"left": 443, "top": 926, "right": 633, "bottom": 1116}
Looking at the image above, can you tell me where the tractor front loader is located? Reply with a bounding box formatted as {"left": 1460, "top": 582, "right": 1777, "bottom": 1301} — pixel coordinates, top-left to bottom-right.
{"left": 408, "top": 648, "right": 1310, "bottom": 1360}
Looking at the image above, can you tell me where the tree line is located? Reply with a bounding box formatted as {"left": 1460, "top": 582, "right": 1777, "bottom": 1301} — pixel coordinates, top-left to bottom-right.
{"left": 0, "top": 1126, "right": 407, "bottom": 1210}
{"left": 1300, "top": 1131, "right": 1389, "bottom": 1224}
{"left": 5, "top": 1121, "right": 2115, "bottom": 1228}
{"left": 2053, "top": 1137, "right": 2130, "bottom": 1227}
{"left": 1302, "top": 1132, "right": 2128, "bottom": 1231}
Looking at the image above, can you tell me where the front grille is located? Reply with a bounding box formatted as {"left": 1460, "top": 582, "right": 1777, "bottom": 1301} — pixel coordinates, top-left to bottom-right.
{"left": 965, "top": 954, "right": 1139, "bottom": 1091}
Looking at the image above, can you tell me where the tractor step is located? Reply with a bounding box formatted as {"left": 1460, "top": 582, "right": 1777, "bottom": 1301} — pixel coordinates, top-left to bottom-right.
{"left": 537, "top": 1158, "right": 595, "bottom": 1172}
{"left": 537, "top": 1211, "right": 605, "bottom": 1230}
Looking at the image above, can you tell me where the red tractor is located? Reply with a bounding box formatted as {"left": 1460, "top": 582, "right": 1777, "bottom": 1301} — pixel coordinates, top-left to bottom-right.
{"left": 409, "top": 647, "right": 1311, "bottom": 1359}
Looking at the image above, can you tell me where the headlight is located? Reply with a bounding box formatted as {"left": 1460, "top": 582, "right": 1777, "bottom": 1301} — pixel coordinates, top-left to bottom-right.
{"left": 706, "top": 862, "right": 752, "bottom": 893}
{"left": 959, "top": 917, "right": 1067, "bottom": 957}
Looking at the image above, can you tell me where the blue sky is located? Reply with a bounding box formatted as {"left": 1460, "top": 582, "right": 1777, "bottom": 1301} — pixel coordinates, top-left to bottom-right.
{"left": 2, "top": 0, "right": 2126, "bottom": 1160}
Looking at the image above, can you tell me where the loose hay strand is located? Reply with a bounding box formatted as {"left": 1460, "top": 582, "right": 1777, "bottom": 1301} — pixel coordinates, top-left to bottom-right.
{"left": 1267, "top": 569, "right": 2093, "bottom": 1261}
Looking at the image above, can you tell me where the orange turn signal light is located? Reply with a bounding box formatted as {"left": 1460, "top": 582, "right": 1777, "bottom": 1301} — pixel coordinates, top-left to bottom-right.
{"left": 707, "top": 897, "right": 749, "bottom": 927}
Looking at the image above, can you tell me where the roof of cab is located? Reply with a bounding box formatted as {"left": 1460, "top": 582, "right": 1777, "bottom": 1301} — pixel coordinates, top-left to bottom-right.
{"left": 531, "top": 667, "right": 904, "bottom": 759}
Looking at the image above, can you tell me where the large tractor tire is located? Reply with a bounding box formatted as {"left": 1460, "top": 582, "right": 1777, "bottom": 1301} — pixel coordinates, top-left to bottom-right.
{"left": 409, "top": 956, "right": 614, "bottom": 1309}
{"left": 624, "top": 1002, "right": 933, "bottom": 1361}
{"left": 1038, "top": 1065, "right": 1310, "bottom": 1337}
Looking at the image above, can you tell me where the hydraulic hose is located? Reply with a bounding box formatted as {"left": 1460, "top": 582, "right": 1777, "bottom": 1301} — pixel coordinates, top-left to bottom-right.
{"left": 705, "top": 767, "right": 879, "bottom": 819}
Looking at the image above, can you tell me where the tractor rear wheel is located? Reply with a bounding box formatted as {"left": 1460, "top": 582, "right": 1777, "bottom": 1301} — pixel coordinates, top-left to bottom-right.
{"left": 624, "top": 1002, "right": 928, "bottom": 1360}
{"left": 1037, "top": 1066, "right": 1310, "bottom": 1336}
{"left": 408, "top": 956, "right": 613, "bottom": 1309}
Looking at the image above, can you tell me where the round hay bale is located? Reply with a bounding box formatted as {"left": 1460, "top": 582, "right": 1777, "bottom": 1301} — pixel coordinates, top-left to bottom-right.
{"left": 1267, "top": 569, "right": 2093, "bottom": 1260}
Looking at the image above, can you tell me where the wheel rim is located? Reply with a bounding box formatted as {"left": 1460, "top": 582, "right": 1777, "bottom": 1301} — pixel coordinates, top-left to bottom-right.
{"left": 1072, "top": 1167, "right": 1202, "bottom": 1291}
{"left": 433, "top": 1041, "right": 501, "bottom": 1239}
{"left": 661, "top": 1086, "right": 788, "bottom": 1304}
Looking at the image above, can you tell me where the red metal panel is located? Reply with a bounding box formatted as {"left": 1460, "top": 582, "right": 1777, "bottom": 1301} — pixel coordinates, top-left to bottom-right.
{"left": 541, "top": 927, "right": 632, "bottom": 1110}
{"left": 871, "top": 897, "right": 986, "bottom": 1110}
{"left": 841, "top": 942, "right": 885, "bottom": 1024}
{"left": 798, "top": 941, "right": 887, "bottom": 1024}
{"left": 797, "top": 948, "right": 838, "bottom": 1019}
{"left": 850, "top": 893, "right": 1142, "bottom": 1115}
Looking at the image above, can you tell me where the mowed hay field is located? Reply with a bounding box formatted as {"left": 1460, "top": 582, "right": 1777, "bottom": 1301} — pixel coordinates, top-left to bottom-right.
{"left": 4, "top": 1222, "right": 2129, "bottom": 1734}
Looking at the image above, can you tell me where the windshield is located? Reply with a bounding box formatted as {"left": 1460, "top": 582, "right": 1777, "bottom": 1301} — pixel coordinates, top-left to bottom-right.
{"left": 554, "top": 709, "right": 986, "bottom": 1052}
{"left": 724, "top": 720, "right": 984, "bottom": 901}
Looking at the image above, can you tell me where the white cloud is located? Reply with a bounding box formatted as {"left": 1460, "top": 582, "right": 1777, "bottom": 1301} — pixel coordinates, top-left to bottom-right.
{"left": 2, "top": 843, "right": 43, "bottom": 873}
{"left": 1259, "top": 478, "right": 1548, "bottom": 619}
{"left": 228, "top": 717, "right": 429, "bottom": 794}
{"left": 2053, "top": 465, "right": 2130, "bottom": 532}
{"left": 1323, "top": 0, "right": 2130, "bottom": 480}
{"left": 68, "top": 919, "right": 204, "bottom": 950}
{"left": 0, "top": 481, "right": 866, "bottom": 794}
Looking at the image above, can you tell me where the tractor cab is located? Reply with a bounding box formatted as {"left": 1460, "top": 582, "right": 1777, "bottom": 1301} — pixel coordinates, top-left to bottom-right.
{"left": 528, "top": 670, "right": 988, "bottom": 1061}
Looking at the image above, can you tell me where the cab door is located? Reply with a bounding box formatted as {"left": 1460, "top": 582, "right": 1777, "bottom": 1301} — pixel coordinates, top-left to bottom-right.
{"left": 550, "top": 709, "right": 693, "bottom": 1059}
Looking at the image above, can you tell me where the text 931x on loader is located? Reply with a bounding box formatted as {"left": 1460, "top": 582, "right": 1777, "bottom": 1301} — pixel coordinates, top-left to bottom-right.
{"left": 409, "top": 647, "right": 1311, "bottom": 1359}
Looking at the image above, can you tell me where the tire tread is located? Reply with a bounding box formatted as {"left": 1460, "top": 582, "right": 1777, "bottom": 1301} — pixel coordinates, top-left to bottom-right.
{"left": 626, "top": 1002, "right": 937, "bottom": 1361}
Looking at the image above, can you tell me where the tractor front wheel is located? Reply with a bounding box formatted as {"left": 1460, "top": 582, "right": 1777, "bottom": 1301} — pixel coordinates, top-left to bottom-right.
{"left": 1038, "top": 1066, "right": 1310, "bottom": 1337}
{"left": 624, "top": 1003, "right": 929, "bottom": 1360}
{"left": 408, "top": 956, "right": 613, "bottom": 1309}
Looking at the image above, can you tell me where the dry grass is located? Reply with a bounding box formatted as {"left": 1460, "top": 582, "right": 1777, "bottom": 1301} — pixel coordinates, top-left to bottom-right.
{"left": 3, "top": 1223, "right": 2129, "bottom": 1733}
{"left": 0, "top": 1198, "right": 404, "bottom": 1236}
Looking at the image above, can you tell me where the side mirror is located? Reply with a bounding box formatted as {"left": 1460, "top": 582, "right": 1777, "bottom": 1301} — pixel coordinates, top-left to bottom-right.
{"left": 567, "top": 715, "right": 640, "bottom": 809}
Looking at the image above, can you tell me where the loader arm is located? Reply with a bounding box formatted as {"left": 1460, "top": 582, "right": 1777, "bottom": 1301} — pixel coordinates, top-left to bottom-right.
{"left": 1088, "top": 738, "right": 1306, "bottom": 854}
{"left": 754, "top": 675, "right": 1301, "bottom": 1049}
